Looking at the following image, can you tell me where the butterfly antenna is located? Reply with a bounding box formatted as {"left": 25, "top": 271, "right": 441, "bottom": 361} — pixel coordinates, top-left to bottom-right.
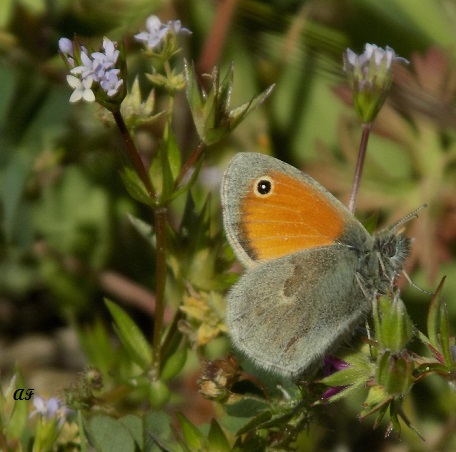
{"left": 389, "top": 204, "right": 427, "bottom": 233}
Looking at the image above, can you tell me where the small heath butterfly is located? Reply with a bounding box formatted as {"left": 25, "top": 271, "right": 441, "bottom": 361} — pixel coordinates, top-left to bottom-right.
{"left": 221, "top": 152, "right": 413, "bottom": 379}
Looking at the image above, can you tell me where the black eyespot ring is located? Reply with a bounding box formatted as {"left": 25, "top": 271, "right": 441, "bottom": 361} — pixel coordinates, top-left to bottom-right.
{"left": 254, "top": 176, "right": 273, "bottom": 196}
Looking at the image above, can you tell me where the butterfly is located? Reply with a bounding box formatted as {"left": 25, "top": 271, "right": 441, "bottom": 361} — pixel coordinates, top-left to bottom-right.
{"left": 221, "top": 152, "right": 415, "bottom": 378}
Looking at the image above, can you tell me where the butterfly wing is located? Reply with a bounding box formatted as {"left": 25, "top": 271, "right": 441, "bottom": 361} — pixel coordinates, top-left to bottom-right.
{"left": 221, "top": 152, "right": 374, "bottom": 377}
{"left": 221, "top": 152, "right": 362, "bottom": 268}
{"left": 226, "top": 245, "right": 371, "bottom": 378}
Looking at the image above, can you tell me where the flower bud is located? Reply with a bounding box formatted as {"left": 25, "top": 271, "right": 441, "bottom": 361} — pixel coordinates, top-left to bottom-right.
{"left": 374, "top": 295, "right": 413, "bottom": 353}
{"left": 197, "top": 355, "right": 240, "bottom": 402}
{"left": 376, "top": 351, "right": 413, "bottom": 396}
{"left": 343, "top": 44, "right": 408, "bottom": 124}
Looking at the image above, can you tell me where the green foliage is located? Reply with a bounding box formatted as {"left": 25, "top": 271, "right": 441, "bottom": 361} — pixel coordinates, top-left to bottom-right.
{"left": 184, "top": 61, "right": 274, "bottom": 145}
{"left": 105, "top": 299, "right": 152, "bottom": 370}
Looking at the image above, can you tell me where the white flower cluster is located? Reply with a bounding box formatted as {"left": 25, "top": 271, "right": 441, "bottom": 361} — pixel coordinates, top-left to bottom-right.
{"left": 344, "top": 44, "right": 408, "bottom": 89}
{"left": 59, "top": 37, "right": 123, "bottom": 103}
{"left": 135, "top": 15, "right": 191, "bottom": 50}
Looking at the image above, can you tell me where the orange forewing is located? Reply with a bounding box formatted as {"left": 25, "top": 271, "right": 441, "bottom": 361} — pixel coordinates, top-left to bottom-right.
{"left": 240, "top": 171, "right": 346, "bottom": 261}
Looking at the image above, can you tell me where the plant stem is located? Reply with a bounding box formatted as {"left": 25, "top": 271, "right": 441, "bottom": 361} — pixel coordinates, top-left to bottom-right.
{"left": 174, "top": 141, "right": 205, "bottom": 189}
{"left": 112, "top": 109, "right": 155, "bottom": 199}
{"left": 112, "top": 109, "right": 167, "bottom": 379}
{"left": 151, "top": 206, "right": 168, "bottom": 379}
{"left": 348, "top": 123, "right": 371, "bottom": 213}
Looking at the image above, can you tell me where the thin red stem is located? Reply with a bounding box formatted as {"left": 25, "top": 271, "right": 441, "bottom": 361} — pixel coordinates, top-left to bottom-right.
{"left": 348, "top": 123, "right": 372, "bottom": 213}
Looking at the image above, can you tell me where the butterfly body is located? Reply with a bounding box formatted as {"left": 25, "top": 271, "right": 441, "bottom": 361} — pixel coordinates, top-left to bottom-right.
{"left": 221, "top": 152, "right": 411, "bottom": 378}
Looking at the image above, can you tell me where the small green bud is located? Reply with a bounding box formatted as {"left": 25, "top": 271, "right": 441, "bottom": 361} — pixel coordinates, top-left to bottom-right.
{"left": 148, "top": 379, "right": 171, "bottom": 408}
{"left": 184, "top": 61, "right": 274, "bottom": 145}
{"left": 374, "top": 295, "right": 413, "bottom": 353}
{"left": 376, "top": 351, "right": 414, "bottom": 396}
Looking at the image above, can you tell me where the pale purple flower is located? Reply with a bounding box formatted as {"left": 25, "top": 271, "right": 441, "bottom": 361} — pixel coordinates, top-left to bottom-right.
{"left": 58, "top": 37, "right": 73, "bottom": 56}
{"left": 135, "top": 15, "right": 168, "bottom": 49}
{"left": 343, "top": 43, "right": 408, "bottom": 123}
{"left": 58, "top": 37, "right": 75, "bottom": 66}
{"left": 321, "top": 356, "right": 350, "bottom": 399}
{"left": 166, "top": 19, "right": 191, "bottom": 35}
{"left": 62, "top": 36, "right": 125, "bottom": 103}
{"left": 100, "top": 69, "right": 124, "bottom": 96}
{"left": 92, "top": 37, "right": 119, "bottom": 72}
{"left": 343, "top": 44, "right": 408, "bottom": 90}
{"left": 135, "top": 15, "right": 191, "bottom": 50}
{"left": 70, "top": 51, "right": 98, "bottom": 79}
{"left": 30, "top": 396, "right": 71, "bottom": 429}
{"left": 66, "top": 75, "right": 95, "bottom": 103}
{"left": 30, "top": 396, "right": 65, "bottom": 419}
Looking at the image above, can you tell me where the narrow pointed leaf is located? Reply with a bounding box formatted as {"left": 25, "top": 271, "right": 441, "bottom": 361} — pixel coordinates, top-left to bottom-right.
{"left": 105, "top": 299, "right": 152, "bottom": 369}
{"left": 208, "top": 419, "right": 231, "bottom": 451}
{"left": 427, "top": 277, "right": 451, "bottom": 363}
{"left": 119, "top": 167, "right": 155, "bottom": 207}
{"left": 175, "top": 412, "right": 206, "bottom": 449}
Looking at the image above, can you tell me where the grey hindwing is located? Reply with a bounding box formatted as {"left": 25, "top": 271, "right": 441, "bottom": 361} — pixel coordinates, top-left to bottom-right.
{"left": 226, "top": 244, "right": 371, "bottom": 378}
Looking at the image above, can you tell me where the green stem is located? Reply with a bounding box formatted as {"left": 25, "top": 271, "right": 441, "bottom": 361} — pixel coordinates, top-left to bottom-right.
{"left": 348, "top": 123, "right": 371, "bottom": 213}
{"left": 112, "top": 109, "right": 155, "bottom": 199}
{"left": 174, "top": 141, "right": 205, "bottom": 189}
{"left": 151, "top": 206, "right": 168, "bottom": 379}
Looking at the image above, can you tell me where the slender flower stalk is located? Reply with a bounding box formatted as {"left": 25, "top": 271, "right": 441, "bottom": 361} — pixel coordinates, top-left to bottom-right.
{"left": 348, "top": 123, "right": 371, "bottom": 213}
{"left": 111, "top": 110, "right": 155, "bottom": 199}
{"left": 343, "top": 44, "right": 408, "bottom": 212}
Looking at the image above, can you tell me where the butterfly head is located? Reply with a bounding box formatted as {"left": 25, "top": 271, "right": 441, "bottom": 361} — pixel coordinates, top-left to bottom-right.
{"left": 375, "top": 230, "right": 411, "bottom": 281}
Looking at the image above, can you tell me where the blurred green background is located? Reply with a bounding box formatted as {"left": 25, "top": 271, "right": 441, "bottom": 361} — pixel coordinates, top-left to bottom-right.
{"left": 1, "top": 0, "right": 456, "bottom": 450}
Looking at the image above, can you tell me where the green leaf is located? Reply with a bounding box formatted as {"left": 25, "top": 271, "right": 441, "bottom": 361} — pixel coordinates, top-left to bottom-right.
{"left": 427, "top": 277, "right": 451, "bottom": 364}
{"left": 163, "top": 123, "right": 182, "bottom": 180}
{"left": 359, "top": 385, "right": 391, "bottom": 419}
{"left": 184, "top": 60, "right": 206, "bottom": 126}
{"left": 76, "top": 318, "right": 118, "bottom": 377}
{"left": 228, "top": 84, "right": 275, "bottom": 130}
{"left": 88, "top": 415, "right": 135, "bottom": 452}
{"left": 144, "top": 411, "right": 181, "bottom": 451}
{"left": 119, "top": 415, "right": 144, "bottom": 450}
{"left": 319, "top": 347, "right": 373, "bottom": 391}
{"left": 127, "top": 214, "right": 155, "bottom": 246}
{"left": 105, "top": 299, "right": 152, "bottom": 370}
{"left": 224, "top": 397, "right": 269, "bottom": 418}
{"left": 207, "top": 419, "right": 231, "bottom": 451}
{"left": 119, "top": 166, "right": 155, "bottom": 207}
{"left": 161, "top": 345, "right": 188, "bottom": 381}
{"left": 235, "top": 410, "right": 273, "bottom": 436}
{"left": 148, "top": 129, "right": 176, "bottom": 204}
{"left": 175, "top": 412, "right": 206, "bottom": 450}
{"left": 184, "top": 60, "right": 205, "bottom": 104}
{"left": 318, "top": 380, "right": 365, "bottom": 404}
{"left": 5, "top": 369, "right": 28, "bottom": 440}
{"left": 170, "top": 156, "right": 204, "bottom": 201}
